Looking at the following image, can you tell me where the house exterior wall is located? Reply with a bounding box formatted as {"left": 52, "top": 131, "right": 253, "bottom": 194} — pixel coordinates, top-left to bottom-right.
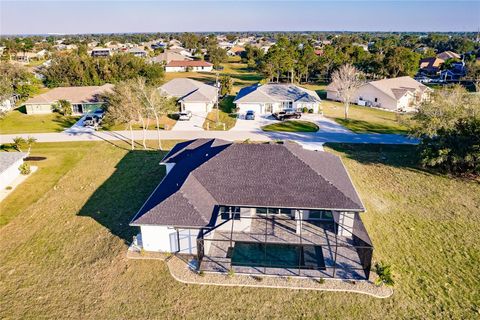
{"left": 327, "top": 85, "right": 398, "bottom": 111}
{"left": 293, "top": 102, "right": 319, "bottom": 113}
{"left": 25, "top": 104, "right": 54, "bottom": 114}
{"left": 0, "top": 158, "right": 24, "bottom": 190}
{"left": 236, "top": 103, "right": 264, "bottom": 114}
{"left": 140, "top": 225, "right": 200, "bottom": 254}
{"left": 182, "top": 102, "right": 214, "bottom": 113}
{"left": 236, "top": 101, "right": 319, "bottom": 114}
{"left": 165, "top": 66, "right": 213, "bottom": 73}
{"left": 25, "top": 102, "right": 104, "bottom": 115}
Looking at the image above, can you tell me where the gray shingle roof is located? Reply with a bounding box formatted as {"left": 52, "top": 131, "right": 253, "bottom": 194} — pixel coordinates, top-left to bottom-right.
{"left": 131, "top": 139, "right": 364, "bottom": 227}
{"left": 158, "top": 78, "right": 217, "bottom": 103}
{"left": 0, "top": 152, "right": 27, "bottom": 174}
{"left": 234, "top": 83, "right": 321, "bottom": 104}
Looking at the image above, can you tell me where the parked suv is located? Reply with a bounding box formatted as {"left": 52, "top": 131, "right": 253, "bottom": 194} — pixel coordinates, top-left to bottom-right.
{"left": 272, "top": 108, "right": 301, "bottom": 121}
{"left": 178, "top": 111, "right": 192, "bottom": 121}
{"left": 245, "top": 110, "right": 255, "bottom": 120}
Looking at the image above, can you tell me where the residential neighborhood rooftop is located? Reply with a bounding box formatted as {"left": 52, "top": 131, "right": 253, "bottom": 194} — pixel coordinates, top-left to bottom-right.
{"left": 165, "top": 60, "right": 213, "bottom": 67}
{"left": 159, "top": 78, "right": 217, "bottom": 103}
{"left": 234, "top": 83, "right": 321, "bottom": 104}
{"left": 0, "top": 152, "right": 28, "bottom": 174}
{"left": 23, "top": 84, "right": 114, "bottom": 105}
{"left": 131, "top": 139, "right": 364, "bottom": 227}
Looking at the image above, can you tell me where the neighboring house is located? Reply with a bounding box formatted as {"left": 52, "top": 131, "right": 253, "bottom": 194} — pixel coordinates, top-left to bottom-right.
{"left": 0, "top": 152, "right": 28, "bottom": 191}
{"left": 165, "top": 60, "right": 213, "bottom": 72}
{"left": 437, "top": 51, "right": 461, "bottom": 61}
{"left": 90, "top": 47, "right": 112, "bottom": 57}
{"left": 227, "top": 46, "right": 246, "bottom": 56}
{"left": 158, "top": 78, "right": 217, "bottom": 113}
{"left": 15, "top": 51, "right": 46, "bottom": 63}
{"left": 326, "top": 76, "right": 432, "bottom": 112}
{"left": 127, "top": 47, "right": 147, "bottom": 58}
{"left": 0, "top": 94, "right": 19, "bottom": 113}
{"left": 130, "top": 139, "right": 372, "bottom": 280}
{"left": 419, "top": 57, "right": 444, "bottom": 75}
{"left": 150, "top": 50, "right": 193, "bottom": 64}
{"left": 234, "top": 83, "right": 321, "bottom": 114}
{"left": 22, "top": 84, "right": 113, "bottom": 115}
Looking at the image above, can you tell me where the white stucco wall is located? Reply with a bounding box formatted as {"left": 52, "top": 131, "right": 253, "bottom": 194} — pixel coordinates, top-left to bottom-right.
{"left": 140, "top": 225, "right": 177, "bottom": 252}
{"left": 0, "top": 158, "right": 23, "bottom": 190}
{"left": 25, "top": 104, "right": 54, "bottom": 114}
{"left": 183, "top": 102, "right": 213, "bottom": 113}
{"left": 165, "top": 66, "right": 213, "bottom": 73}
{"left": 337, "top": 212, "right": 355, "bottom": 238}
{"left": 140, "top": 225, "right": 200, "bottom": 254}
{"left": 236, "top": 103, "right": 263, "bottom": 114}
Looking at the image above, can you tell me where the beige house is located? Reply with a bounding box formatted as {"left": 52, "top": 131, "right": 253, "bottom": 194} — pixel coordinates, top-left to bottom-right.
{"left": 326, "top": 76, "right": 432, "bottom": 112}
{"left": 22, "top": 84, "right": 113, "bottom": 115}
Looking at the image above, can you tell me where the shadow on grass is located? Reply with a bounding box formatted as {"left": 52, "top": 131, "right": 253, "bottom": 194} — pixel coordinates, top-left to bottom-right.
{"left": 335, "top": 118, "right": 409, "bottom": 135}
{"left": 51, "top": 115, "right": 80, "bottom": 132}
{"left": 262, "top": 120, "right": 319, "bottom": 133}
{"left": 78, "top": 149, "right": 167, "bottom": 243}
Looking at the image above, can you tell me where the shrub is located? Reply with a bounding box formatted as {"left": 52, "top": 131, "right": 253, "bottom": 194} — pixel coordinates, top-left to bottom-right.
{"left": 19, "top": 163, "right": 31, "bottom": 175}
{"left": 198, "top": 270, "right": 205, "bottom": 277}
{"left": 302, "top": 107, "right": 308, "bottom": 113}
{"left": 374, "top": 261, "right": 395, "bottom": 286}
{"left": 308, "top": 108, "right": 314, "bottom": 113}
{"left": 315, "top": 278, "right": 325, "bottom": 284}
{"left": 5, "top": 186, "right": 12, "bottom": 190}
{"left": 227, "top": 268, "right": 235, "bottom": 277}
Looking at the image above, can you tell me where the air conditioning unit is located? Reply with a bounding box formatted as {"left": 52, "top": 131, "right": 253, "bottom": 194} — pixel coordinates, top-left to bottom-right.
{"left": 357, "top": 100, "right": 367, "bottom": 106}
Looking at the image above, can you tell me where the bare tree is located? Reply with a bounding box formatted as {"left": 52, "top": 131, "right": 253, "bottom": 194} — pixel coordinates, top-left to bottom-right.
{"left": 134, "top": 78, "right": 177, "bottom": 151}
{"left": 331, "top": 64, "right": 364, "bottom": 119}
{"left": 105, "top": 81, "right": 140, "bottom": 150}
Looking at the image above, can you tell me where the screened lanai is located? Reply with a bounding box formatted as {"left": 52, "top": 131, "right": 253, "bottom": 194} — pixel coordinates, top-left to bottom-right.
{"left": 197, "top": 206, "right": 373, "bottom": 280}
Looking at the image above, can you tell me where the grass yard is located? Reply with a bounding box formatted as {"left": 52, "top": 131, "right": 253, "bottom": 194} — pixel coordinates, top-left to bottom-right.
{"left": 322, "top": 100, "right": 412, "bottom": 135}
{"left": 0, "top": 108, "right": 79, "bottom": 134}
{"left": 1, "top": 141, "right": 478, "bottom": 319}
{"left": 262, "top": 120, "right": 319, "bottom": 132}
{"left": 165, "top": 62, "right": 263, "bottom": 94}
{"left": 103, "top": 115, "right": 177, "bottom": 131}
{"left": 203, "top": 95, "right": 237, "bottom": 130}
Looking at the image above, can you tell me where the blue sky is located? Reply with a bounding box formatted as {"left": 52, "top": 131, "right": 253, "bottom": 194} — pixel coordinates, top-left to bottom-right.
{"left": 1, "top": 1, "right": 478, "bottom": 35}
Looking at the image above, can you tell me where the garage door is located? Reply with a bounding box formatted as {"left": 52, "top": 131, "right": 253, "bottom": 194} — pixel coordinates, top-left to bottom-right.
{"left": 237, "top": 103, "right": 263, "bottom": 114}
{"left": 183, "top": 102, "right": 209, "bottom": 113}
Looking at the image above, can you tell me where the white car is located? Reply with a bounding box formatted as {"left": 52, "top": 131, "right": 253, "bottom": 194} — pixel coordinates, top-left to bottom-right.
{"left": 178, "top": 111, "right": 192, "bottom": 121}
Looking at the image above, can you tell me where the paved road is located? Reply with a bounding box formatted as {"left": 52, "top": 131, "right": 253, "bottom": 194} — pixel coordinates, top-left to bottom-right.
{"left": 0, "top": 128, "right": 418, "bottom": 145}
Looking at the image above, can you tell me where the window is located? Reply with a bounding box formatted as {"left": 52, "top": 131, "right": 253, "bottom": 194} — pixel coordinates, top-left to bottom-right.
{"left": 374, "top": 98, "right": 378, "bottom": 102}
{"left": 257, "top": 208, "right": 292, "bottom": 216}
{"left": 308, "top": 210, "right": 334, "bottom": 220}
{"left": 219, "top": 206, "right": 240, "bottom": 220}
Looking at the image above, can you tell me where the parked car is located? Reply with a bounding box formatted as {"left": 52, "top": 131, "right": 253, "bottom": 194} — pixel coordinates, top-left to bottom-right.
{"left": 92, "top": 109, "right": 105, "bottom": 122}
{"left": 245, "top": 110, "right": 255, "bottom": 120}
{"left": 178, "top": 111, "right": 192, "bottom": 121}
{"left": 83, "top": 115, "right": 98, "bottom": 128}
{"left": 272, "top": 108, "right": 301, "bottom": 121}
{"left": 414, "top": 75, "right": 432, "bottom": 84}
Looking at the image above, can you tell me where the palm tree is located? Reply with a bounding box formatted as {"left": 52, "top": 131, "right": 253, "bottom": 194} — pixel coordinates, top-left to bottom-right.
{"left": 12, "top": 137, "right": 26, "bottom": 152}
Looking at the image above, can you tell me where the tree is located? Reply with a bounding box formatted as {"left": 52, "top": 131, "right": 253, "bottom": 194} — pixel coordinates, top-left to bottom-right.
{"left": 56, "top": 99, "right": 72, "bottom": 116}
{"left": 12, "top": 137, "right": 26, "bottom": 152}
{"left": 330, "top": 64, "right": 364, "bottom": 119}
{"left": 104, "top": 80, "right": 141, "bottom": 150}
{"left": 207, "top": 46, "right": 227, "bottom": 69}
{"left": 134, "top": 78, "right": 177, "bottom": 150}
{"left": 383, "top": 47, "right": 421, "bottom": 77}
{"left": 219, "top": 75, "right": 233, "bottom": 96}
{"left": 412, "top": 86, "right": 480, "bottom": 176}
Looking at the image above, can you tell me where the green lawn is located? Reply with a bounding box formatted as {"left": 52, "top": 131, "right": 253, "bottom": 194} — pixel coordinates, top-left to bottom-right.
{"left": 203, "top": 95, "right": 237, "bottom": 130}
{"left": 103, "top": 115, "right": 177, "bottom": 131}
{"left": 1, "top": 141, "right": 478, "bottom": 318}
{"left": 165, "top": 62, "right": 263, "bottom": 94}
{"left": 322, "top": 100, "right": 412, "bottom": 135}
{"left": 262, "top": 120, "right": 319, "bottom": 132}
{"left": 0, "top": 108, "right": 79, "bottom": 134}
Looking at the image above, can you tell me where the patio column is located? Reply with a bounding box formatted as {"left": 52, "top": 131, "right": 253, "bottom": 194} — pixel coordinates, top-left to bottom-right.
{"left": 295, "top": 210, "right": 302, "bottom": 234}
{"left": 337, "top": 212, "right": 355, "bottom": 238}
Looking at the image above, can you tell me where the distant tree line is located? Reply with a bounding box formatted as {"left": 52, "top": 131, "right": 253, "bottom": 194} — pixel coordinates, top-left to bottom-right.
{"left": 40, "top": 53, "right": 164, "bottom": 87}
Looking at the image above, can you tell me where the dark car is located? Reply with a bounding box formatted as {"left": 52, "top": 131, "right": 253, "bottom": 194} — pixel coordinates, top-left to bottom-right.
{"left": 272, "top": 108, "right": 301, "bottom": 121}
{"left": 245, "top": 110, "right": 255, "bottom": 120}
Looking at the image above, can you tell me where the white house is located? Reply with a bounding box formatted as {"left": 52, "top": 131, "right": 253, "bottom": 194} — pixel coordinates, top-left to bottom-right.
{"left": 0, "top": 152, "right": 28, "bottom": 191}
{"left": 129, "top": 139, "right": 373, "bottom": 280}
{"left": 158, "top": 78, "right": 217, "bottom": 113}
{"left": 326, "top": 76, "right": 432, "bottom": 112}
{"left": 233, "top": 83, "right": 321, "bottom": 115}
{"left": 165, "top": 60, "right": 213, "bottom": 72}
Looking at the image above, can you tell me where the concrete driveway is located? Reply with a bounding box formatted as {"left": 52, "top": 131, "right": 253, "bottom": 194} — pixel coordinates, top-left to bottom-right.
{"left": 231, "top": 113, "right": 277, "bottom": 131}
{"left": 171, "top": 112, "right": 207, "bottom": 131}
